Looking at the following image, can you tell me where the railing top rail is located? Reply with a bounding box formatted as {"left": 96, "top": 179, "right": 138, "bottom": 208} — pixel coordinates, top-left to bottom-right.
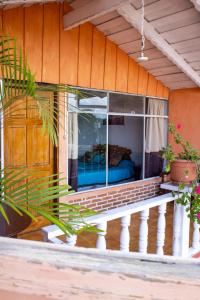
{"left": 85, "top": 192, "right": 175, "bottom": 224}
{"left": 43, "top": 193, "right": 176, "bottom": 238}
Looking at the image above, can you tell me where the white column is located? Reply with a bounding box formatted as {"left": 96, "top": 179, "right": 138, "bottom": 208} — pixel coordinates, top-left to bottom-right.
{"left": 139, "top": 209, "right": 149, "bottom": 254}
{"left": 179, "top": 205, "right": 190, "bottom": 257}
{"left": 66, "top": 234, "right": 77, "bottom": 247}
{"left": 120, "top": 215, "right": 131, "bottom": 252}
{"left": 156, "top": 203, "right": 167, "bottom": 255}
{"left": 192, "top": 221, "right": 200, "bottom": 251}
{"left": 96, "top": 222, "right": 107, "bottom": 250}
{"left": 172, "top": 202, "right": 182, "bottom": 256}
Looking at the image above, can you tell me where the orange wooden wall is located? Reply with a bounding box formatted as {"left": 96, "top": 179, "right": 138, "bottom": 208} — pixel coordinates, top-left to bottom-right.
{"left": 0, "top": 3, "right": 169, "bottom": 99}
{"left": 169, "top": 88, "right": 200, "bottom": 152}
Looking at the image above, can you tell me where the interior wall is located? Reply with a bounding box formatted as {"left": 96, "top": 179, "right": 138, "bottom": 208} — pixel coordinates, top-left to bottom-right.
{"left": 0, "top": 2, "right": 169, "bottom": 98}
{"left": 169, "top": 88, "right": 200, "bottom": 153}
{"left": 108, "top": 116, "right": 143, "bottom": 166}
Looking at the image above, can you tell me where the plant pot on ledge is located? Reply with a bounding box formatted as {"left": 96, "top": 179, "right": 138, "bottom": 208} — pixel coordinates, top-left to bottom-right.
{"left": 170, "top": 159, "right": 197, "bottom": 184}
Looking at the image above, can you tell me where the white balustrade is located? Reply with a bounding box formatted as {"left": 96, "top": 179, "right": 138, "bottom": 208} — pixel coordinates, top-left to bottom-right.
{"left": 156, "top": 203, "right": 167, "bottom": 255}
{"left": 42, "top": 191, "right": 200, "bottom": 259}
{"left": 192, "top": 221, "right": 200, "bottom": 251}
{"left": 120, "top": 215, "right": 131, "bottom": 252}
{"left": 139, "top": 209, "right": 149, "bottom": 254}
{"left": 96, "top": 222, "right": 107, "bottom": 250}
{"left": 66, "top": 234, "right": 77, "bottom": 247}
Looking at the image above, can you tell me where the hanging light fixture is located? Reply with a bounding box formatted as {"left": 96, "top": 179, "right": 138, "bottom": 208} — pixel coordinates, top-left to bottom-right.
{"left": 137, "top": 0, "right": 149, "bottom": 63}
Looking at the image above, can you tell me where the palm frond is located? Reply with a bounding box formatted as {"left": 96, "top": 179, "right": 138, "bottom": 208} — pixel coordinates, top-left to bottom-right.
{"left": 1, "top": 168, "right": 97, "bottom": 235}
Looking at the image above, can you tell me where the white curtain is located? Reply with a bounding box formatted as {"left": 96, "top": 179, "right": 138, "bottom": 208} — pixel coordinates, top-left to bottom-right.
{"left": 145, "top": 98, "right": 165, "bottom": 153}
{"left": 68, "top": 112, "right": 78, "bottom": 160}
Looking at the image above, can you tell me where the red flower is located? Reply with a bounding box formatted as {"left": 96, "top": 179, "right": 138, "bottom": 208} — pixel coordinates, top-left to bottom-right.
{"left": 195, "top": 186, "right": 200, "bottom": 195}
{"left": 176, "top": 123, "right": 181, "bottom": 130}
{"left": 197, "top": 213, "right": 200, "bottom": 220}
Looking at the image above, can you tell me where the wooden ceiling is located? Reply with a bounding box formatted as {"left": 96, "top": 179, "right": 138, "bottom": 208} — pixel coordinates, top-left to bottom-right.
{"left": 69, "top": 0, "right": 200, "bottom": 90}
{"left": 2, "top": 0, "right": 200, "bottom": 90}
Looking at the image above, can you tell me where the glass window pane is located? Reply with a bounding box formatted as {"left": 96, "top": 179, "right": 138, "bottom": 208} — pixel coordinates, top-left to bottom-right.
{"left": 146, "top": 98, "right": 168, "bottom": 116}
{"left": 145, "top": 117, "right": 168, "bottom": 178}
{"left": 68, "top": 89, "right": 108, "bottom": 113}
{"left": 109, "top": 93, "right": 144, "bottom": 114}
{"left": 108, "top": 115, "right": 144, "bottom": 185}
{"left": 68, "top": 112, "right": 107, "bottom": 191}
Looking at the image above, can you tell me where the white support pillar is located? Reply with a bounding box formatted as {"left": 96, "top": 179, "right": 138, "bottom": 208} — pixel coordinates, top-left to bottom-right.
{"left": 179, "top": 205, "right": 190, "bottom": 257}
{"left": 192, "top": 221, "right": 200, "bottom": 252}
{"left": 120, "top": 215, "right": 131, "bottom": 252}
{"left": 139, "top": 209, "right": 149, "bottom": 254}
{"left": 96, "top": 222, "right": 107, "bottom": 250}
{"left": 156, "top": 203, "right": 167, "bottom": 255}
{"left": 66, "top": 234, "right": 77, "bottom": 247}
{"left": 172, "top": 202, "right": 182, "bottom": 256}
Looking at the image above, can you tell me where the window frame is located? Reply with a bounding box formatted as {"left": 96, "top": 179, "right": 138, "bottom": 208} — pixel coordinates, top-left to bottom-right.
{"left": 67, "top": 86, "right": 168, "bottom": 193}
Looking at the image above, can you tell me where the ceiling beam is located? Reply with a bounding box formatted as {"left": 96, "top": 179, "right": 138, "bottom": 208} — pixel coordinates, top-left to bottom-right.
{"left": 117, "top": 2, "right": 200, "bottom": 87}
{"left": 63, "top": 0, "right": 127, "bottom": 30}
{"left": 190, "top": 0, "right": 200, "bottom": 12}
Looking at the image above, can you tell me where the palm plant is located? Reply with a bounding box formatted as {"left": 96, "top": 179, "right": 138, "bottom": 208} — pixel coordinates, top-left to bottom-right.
{"left": 0, "top": 36, "right": 96, "bottom": 236}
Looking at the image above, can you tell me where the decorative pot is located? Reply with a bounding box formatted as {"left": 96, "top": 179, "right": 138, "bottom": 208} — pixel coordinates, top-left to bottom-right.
{"left": 170, "top": 159, "right": 197, "bottom": 184}
{"left": 0, "top": 204, "right": 31, "bottom": 237}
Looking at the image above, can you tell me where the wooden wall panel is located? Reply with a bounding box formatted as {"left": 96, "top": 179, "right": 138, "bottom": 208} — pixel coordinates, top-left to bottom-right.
{"left": 3, "top": 7, "right": 24, "bottom": 51}
{"left": 0, "top": 3, "right": 170, "bottom": 99}
{"left": 24, "top": 5, "right": 43, "bottom": 82}
{"left": 60, "top": 4, "right": 79, "bottom": 85}
{"left": 127, "top": 58, "right": 139, "bottom": 94}
{"left": 91, "top": 28, "right": 105, "bottom": 90}
{"left": 163, "top": 86, "right": 170, "bottom": 99}
{"left": 156, "top": 81, "right": 164, "bottom": 98}
{"left": 137, "top": 66, "right": 148, "bottom": 95}
{"left": 147, "top": 74, "right": 157, "bottom": 97}
{"left": 116, "top": 48, "right": 128, "bottom": 92}
{"left": 104, "top": 39, "right": 117, "bottom": 91}
{"left": 43, "top": 3, "right": 60, "bottom": 84}
{"left": 78, "top": 23, "right": 93, "bottom": 88}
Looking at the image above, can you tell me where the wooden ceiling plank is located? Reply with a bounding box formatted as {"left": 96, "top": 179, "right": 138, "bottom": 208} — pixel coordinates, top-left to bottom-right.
{"left": 190, "top": 61, "right": 200, "bottom": 70}
{"left": 130, "top": 48, "right": 164, "bottom": 60}
{"left": 117, "top": 2, "right": 200, "bottom": 87}
{"left": 151, "top": 8, "right": 200, "bottom": 34}
{"left": 131, "top": 0, "right": 158, "bottom": 10}
{"left": 140, "top": 57, "right": 174, "bottom": 70}
{"left": 173, "top": 37, "right": 200, "bottom": 54}
{"left": 161, "top": 23, "right": 200, "bottom": 44}
{"left": 92, "top": 10, "right": 119, "bottom": 26}
{"left": 138, "top": 0, "right": 192, "bottom": 22}
{"left": 63, "top": 0, "right": 126, "bottom": 30}
{"left": 96, "top": 16, "right": 131, "bottom": 36}
{"left": 150, "top": 66, "right": 181, "bottom": 76}
{"left": 182, "top": 51, "right": 200, "bottom": 62}
{"left": 108, "top": 27, "right": 140, "bottom": 45}
{"left": 157, "top": 73, "right": 190, "bottom": 83}
{"left": 120, "top": 39, "right": 153, "bottom": 54}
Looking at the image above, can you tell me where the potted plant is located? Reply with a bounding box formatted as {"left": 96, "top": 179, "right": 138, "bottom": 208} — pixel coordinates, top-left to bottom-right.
{"left": 161, "top": 123, "right": 200, "bottom": 184}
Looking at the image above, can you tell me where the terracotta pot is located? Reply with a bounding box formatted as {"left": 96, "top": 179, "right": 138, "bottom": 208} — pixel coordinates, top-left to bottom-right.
{"left": 170, "top": 159, "right": 197, "bottom": 184}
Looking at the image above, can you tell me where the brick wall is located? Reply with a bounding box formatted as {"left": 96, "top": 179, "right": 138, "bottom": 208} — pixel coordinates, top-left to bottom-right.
{"left": 66, "top": 178, "right": 161, "bottom": 211}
